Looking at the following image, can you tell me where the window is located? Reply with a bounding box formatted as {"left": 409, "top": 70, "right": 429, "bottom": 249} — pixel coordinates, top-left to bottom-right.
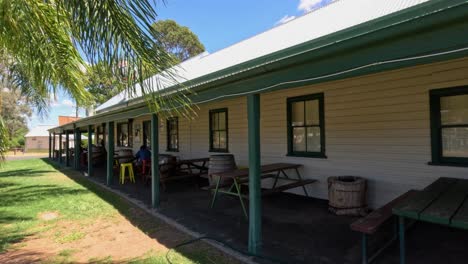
{"left": 166, "top": 117, "right": 179, "bottom": 151}
{"left": 430, "top": 87, "right": 468, "bottom": 166}
{"left": 209, "top": 108, "right": 228, "bottom": 152}
{"left": 97, "top": 124, "right": 105, "bottom": 146}
{"left": 287, "top": 93, "right": 325, "bottom": 157}
{"left": 142, "top": 120, "right": 151, "bottom": 147}
{"left": 117, "top": 121, "right": 132, "bottom": 147}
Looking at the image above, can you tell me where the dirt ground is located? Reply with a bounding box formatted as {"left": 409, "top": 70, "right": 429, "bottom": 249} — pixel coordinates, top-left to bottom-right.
{"left": 0, "top": 206, "right": 221, "bottom": 264}
{"left": 0, "top": 215, "right": 166, "bottom": 263}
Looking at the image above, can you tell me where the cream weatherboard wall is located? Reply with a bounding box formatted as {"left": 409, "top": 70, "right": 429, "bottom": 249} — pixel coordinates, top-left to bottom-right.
{"left": 124, "top": 57, "right": 468, "bottom": 208}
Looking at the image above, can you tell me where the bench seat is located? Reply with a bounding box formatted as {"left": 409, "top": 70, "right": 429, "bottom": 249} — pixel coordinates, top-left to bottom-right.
{"left": 208, "top": 174, "right": 276, "bottom": 190}
{"left": 351, "top": 190, "right": 418, "bottom": 234}
{"left": 350, "top": 189, "right": 418, "bottom": 264}
{"left": 262, "top": 179, "right": 317, "bottom": 196}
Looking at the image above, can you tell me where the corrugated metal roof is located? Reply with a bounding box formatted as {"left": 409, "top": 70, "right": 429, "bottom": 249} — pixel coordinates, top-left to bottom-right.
{"left": 96, "top": 0, "right": 429, "bottom": 113}
{"left": 25, "top": 125, "right": 55, "bottom": 137}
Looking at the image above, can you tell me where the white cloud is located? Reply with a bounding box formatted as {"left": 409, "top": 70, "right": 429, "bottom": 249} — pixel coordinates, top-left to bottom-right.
{"left": 61, "top": 99, "right": 75, "bottom": 107}
{"left": 298, "top": 0, "right": 325, "bottom": 13}
{"left": 276, "top": 15, "right": 296, "bottom": 25}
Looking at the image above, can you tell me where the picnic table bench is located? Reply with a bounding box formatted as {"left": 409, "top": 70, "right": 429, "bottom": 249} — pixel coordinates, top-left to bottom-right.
{"left": 209, "top": 163, "right": 317, "bottom": 218}
{"left": 392, "top": 177, "right": 468, "bottom": 264}
{"left": 176, "top": 157, "right": 209, "bottom": 177}
{"left": 142, "top": 157, "right": 209, "bottom": 190}
{"left": 351, "top": 190, "right": 418, "bottom": 264}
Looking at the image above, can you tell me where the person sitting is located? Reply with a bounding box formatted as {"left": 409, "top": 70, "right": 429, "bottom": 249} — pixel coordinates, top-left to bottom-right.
{"left": 135, "top": 144, "right": 151, "bottom": 168}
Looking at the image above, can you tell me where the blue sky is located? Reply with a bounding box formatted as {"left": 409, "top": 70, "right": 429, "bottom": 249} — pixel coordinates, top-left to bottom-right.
{"left": 28, "top": 0, "right": 331, "bottom": 129}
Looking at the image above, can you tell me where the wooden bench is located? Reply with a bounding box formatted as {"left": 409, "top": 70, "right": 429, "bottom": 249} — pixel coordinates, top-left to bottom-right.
{"left": 350, "top": 190, "right": 418, "bottom": 264}
{"left": 208, "top": 174, "right": 276, "bottom": 190}
{"left": 262, "top": 179, "right": 317, "bottom": 196}
{"left": 208, "top": 176, "right": 316, "bottom": 200}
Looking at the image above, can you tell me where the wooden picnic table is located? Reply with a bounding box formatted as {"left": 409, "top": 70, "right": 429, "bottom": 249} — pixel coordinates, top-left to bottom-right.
{"left": 113, "top": 154, "right": 135, "bottom": 163}
{"left": 210, "top": 162, "right": 317, "bottom": 218}
{"left": 392, "top": 177, "right": 468, "bottom": 264}
{"left": 177, "top": 157, "right": 209, "bottom": 177}
{"left": 141, "top": 158, "right": 206, "bottom": 190}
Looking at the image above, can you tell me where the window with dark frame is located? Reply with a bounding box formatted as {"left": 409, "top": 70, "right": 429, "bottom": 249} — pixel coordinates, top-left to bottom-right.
{"left": 166, "top": 117, "right": 179, "bottom": 151}
{"left": 117, "top": 122, "right": 132, "bottom": 147}
{"left": 142, "top": 120, "right": 151, "bottom": 148}
{"left": 287, "top": 93, "right": 325, "bottom": 157}
{"left": 97, "top": 124, "right": 105, "bottom": 146}
{"left": 209, "top": 108, "right": 228, "bottom": 152}
{"left": 430, "top": 87, "right": 468, "bottom": 166}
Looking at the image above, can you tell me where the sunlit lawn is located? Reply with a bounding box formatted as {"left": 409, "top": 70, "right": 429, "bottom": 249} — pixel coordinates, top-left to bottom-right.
{"left": 0, "top": 159, "right": 239, "bottom": 264}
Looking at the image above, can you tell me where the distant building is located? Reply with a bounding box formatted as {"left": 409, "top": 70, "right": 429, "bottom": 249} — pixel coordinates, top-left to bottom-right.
{"left": 25, "top": 116, "right": 81, "bottom": 152}
{"left": 58, "top": 116, "right": 80, "bottom": 125}
{"left": 24, "top": 125, "right": 55, "bottom": 152}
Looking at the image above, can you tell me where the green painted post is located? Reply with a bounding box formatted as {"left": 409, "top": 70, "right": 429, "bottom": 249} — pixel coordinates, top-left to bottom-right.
{"left": 58, "top": 133, "right": 63, "bottom": 164}
{"left": 247, "top": 93, "right": 262, "bottom": 255}
{"left": 106, "top": 122, "right": 115, "bottom": 185}
{"left": 87, "top": 125, "right": 93, "bottom": 177}
{"left": 73, "top": 129, "right": 79, "bottom": 169}
{"left": 151, "top": 114, "right": 160, "bottom": 209}
{"left": 48, "top": 133, "right": 52, "bottom": 159}
{"left": 65, "top": 131, "right": 70, "bottom": 166}
{"left": 399, "top": 216, "right": 406, "bottom": 264}
{"left": 52, "top": 133, "right": 56, "bottom": 160}
{"left": 362, "top": 234, "right": 368, "bottom": 264}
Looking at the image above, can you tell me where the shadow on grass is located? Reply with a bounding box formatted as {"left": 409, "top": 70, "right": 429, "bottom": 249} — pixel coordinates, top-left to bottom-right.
{"left": 43, "top": 158, "right": 240, "bottom": 264}
{"left": 0, "top": 213, "right": 33, "bottom": 224}
{"left": 0, "top": 212, "right": 34, "bottom": 253}
{"left": 0, "top": 169, "right": 56, "bottom": 178}
{"left": 0, "top": 184, "right": 89, "bottom": 207}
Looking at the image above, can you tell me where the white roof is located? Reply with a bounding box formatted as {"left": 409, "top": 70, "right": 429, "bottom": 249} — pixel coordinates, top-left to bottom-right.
{"left": 25, "top": 125, "right": 55, "bottom": 137}
{"left": 96, "top": 0, "right": 429, "bottom": 112}
{"left": 26, "top": 125, "right": 86, "bottom": 139}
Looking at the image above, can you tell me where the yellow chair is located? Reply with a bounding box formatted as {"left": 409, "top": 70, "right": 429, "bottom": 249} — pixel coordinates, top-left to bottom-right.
{"left": 120, "top": 163, "right": 135, "bottom": 184}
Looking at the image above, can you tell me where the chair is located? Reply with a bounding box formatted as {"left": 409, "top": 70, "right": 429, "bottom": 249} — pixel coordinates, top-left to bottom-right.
{"left": 120, "top": 163, "right": 135, "bottom": 184}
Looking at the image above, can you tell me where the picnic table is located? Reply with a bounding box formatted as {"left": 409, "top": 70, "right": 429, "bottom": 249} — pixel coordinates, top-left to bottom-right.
{"left": 393, "top": 177, "right": 468, "bottom": 264}
{"left": 113, "top": 154, "right": 135, "bottom": 163}
{"left": 140, "top": 157, "right": 208, "bottom": 189}
{"left": 177, "top": 157, "right": 209, "bottom": 177}
{"left": 210, "top": 163, "right": 317, "bottom": 218}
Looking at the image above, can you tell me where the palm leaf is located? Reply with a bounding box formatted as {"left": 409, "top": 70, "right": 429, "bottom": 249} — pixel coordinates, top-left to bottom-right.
{"left": 0, "top": 0, "right": 195, "bottom": 161}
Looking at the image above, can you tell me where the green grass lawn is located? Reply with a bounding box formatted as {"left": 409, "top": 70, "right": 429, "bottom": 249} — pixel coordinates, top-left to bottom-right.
{"left": 0, "top": 159, "right": 240, "bottom": 264}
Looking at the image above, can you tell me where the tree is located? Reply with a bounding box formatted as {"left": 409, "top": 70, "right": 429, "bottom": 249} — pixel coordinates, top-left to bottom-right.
{"left": 152, "top": 20, "right": 205, "bottom": 62}
{"left": 87, "top": 20, "right": 206, "bottom": 106}
{"left": 0, "top": 1, "right": 187, "bottom": 160}
{"left": 0, "top": 89, "right": 32, "bottom": 148}
{"left": 85, "top": 62, "right": 125, "bottom": 105}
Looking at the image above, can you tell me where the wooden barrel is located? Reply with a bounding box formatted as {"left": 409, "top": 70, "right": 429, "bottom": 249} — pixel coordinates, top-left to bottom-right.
{"left": 159, "top": 154, "right": 177, "bottom": 179}
{"left": 328, "top": 176, "right": 367, "bottom": 216}
{"left": 118, "top": 149, "right": 133, "bottom": 163}
{"left": 208, "top": 154, "right": 237, "bottom": 185}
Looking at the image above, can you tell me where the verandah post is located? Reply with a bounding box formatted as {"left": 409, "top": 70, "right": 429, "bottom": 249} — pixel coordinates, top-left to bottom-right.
{"left": 65, "top": 131, "right": 70, "bottom": 166}
{"left": 48, "top": 133, "right": 52, "bottom": 159}
{"left": 106, "top": 121, "right": 115, "bottom": 185}
{"left": 58, "top": 133, "right": 63, "bottom": 164}
{"left": 247, "top": 93, "right": 262, "bottom": 255}
{"left": 73, "top": 128, "right": 79, "bottom": 169}
{"left": 87, "top": 125, "right": 93, "bottom": 177}
{"left": 151, "top": 113, "right": 160, "bottom": 209}
{"left": 52, "top": 133, "right": 56, "bottom": 160}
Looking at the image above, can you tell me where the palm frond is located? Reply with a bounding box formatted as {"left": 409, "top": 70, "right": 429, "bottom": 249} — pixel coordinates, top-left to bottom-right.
{"left": 0, "top": 117, "right": 8, "bottom": 163}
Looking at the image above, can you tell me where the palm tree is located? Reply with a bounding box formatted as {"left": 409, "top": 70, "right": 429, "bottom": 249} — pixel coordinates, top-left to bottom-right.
{"left": 0, "top": 1, "right": 188, "bottom": 161}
